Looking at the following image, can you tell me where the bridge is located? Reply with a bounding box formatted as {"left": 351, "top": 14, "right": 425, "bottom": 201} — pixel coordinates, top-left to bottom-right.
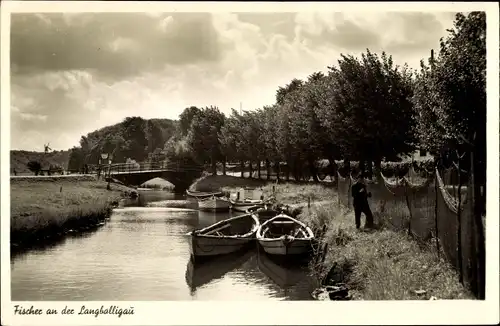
{"left": 94, "top": 161, "right": 204, "bottom": 191}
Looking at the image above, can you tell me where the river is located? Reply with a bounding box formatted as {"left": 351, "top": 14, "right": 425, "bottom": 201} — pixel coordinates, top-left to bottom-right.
{"left": 11, "top": 190, "right": 316, "bottom": 301}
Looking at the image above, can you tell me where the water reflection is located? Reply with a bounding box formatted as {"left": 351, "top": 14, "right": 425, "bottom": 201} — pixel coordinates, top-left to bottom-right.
{"left": 257, "top": 250, "right": 311, "bottom": 289}
{"left": 185, "top": 249, "right": 254, "bottom": 295}
{"left": 11, "top": 189, "right": 316, "bottom": 301}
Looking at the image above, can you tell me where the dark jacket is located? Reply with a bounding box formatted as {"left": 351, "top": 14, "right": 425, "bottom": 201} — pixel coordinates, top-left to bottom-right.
{"left": 351, "top": 181, "right": 370, "bottom": 206}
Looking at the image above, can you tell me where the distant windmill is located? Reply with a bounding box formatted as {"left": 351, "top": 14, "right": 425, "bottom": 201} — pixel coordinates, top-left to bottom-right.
{"left": 44, "top": 142, "right": 52, "bottom": 154}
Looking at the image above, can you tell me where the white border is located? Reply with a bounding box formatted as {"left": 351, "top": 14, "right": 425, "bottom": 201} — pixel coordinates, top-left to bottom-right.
{"left": 1, "top": 2, "right": 499, "bottom": 325}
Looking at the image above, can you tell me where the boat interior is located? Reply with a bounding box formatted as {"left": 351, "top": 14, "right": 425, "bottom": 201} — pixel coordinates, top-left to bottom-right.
{"left": 262, "top": 219, "right": 308, "bottom": 239}
{"left": 202, "top": 215, "right": 256, "bottom": 237}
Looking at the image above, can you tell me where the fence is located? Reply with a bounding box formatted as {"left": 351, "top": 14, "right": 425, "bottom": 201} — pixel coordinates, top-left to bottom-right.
{"left": 336, "top": 164, "right": 485, "bottom": 299}
{"left": 87, "top": 161, "right": 203, "bottom": 175}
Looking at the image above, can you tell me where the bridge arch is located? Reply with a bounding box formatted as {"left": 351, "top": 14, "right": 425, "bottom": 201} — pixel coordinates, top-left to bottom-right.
{"left": 101, "top": 162, "right": 203, "bottom": 192}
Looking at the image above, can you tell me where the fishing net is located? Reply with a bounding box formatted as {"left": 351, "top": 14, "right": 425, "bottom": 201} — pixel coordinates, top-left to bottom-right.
{"left": 435, "top": 168, "right": 459, "bottom": 267}
{"left": 333, "top": 159, "right": 485, "bottom": 298}
{"left": 404, "top": 175, "right": 436, "bottom": 242}
{"left": 441, "top": 167, "right": 469, "bottom": 205}
{"left": 337, "top": 171, "right": 351, "bottom": 208}
{"left": 368, "top": 173, "right": 411, "bottom": 231}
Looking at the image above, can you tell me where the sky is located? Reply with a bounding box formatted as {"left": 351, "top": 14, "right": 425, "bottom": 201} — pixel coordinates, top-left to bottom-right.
{"left": 10, "top": 11, "right": 458, "bottom": 151}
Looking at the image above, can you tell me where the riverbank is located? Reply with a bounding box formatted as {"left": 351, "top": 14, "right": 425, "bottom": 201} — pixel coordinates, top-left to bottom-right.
{"left": 301, "top": 201, "right": 473, "bottom": 300}
{"left": 191, "top": 174, "right": 472, "bottom": 300}
{"left": 10, "top": 175, "right": 138, "bottom": 253}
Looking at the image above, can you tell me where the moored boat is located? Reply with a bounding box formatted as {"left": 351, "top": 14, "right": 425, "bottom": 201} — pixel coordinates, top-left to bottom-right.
{"left": 197, "top": 195, "right": 231, "bottom": 212}
{"left": 186, "top": 189, "right": 223, "bottom": 199}
{"left": 248, "top": 206, "right": 281, "bottom": 223}
{"left": 187, "top": 213, "right": 260, "bottom": 259}
{"left": 230, "top": 198, "right": 266, "bottom": 212}
{"left": 256, "top": 214, "right": 314, "bottom": 256}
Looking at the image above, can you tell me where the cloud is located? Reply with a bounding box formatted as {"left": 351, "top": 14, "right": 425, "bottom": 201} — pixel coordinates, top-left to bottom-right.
{"left": 10, "top": 11, "right": 456, "bottom": 150}
{"left": 11, "top": 12, "right": 223, "bottom": 79}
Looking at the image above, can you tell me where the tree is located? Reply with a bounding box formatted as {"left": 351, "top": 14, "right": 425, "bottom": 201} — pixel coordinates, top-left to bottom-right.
{"left": 316, "top": 49, "right": 416, "bottom": 170}
{"left": 179, "top": 106, "right": 202, "bottom": 136}
{"left": 27, "top": 160, "right": 42, "bottom": 176}
{"left": 68, "top": 147, "right": 84, "bottom": 172}
{"left": 261, "top": 105, "right": 280, "bottom": 180}
{"left": 413, "top": 12, "right": 485, "bottom": 171}
{"left": 187, "top": 106, "right": 225, "bottom": 175}
{"left": 219, "top": 109, "right": 244, "bottom": 175}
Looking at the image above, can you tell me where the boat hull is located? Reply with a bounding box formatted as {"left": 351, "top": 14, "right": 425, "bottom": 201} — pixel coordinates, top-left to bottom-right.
{"left": 198, "top": 198, "right": 231, "bottom": 212}
{"left": 186, "top": 189, "right": 223, "bottom": 199}
{"left": 232, "top": 203, "right": 264, "bottom": 212}
{"left": 189, "top": 236, "right": 254, "bottom": 257}
{"left": 258, "top": 238, "right": 312, "bottom": 256}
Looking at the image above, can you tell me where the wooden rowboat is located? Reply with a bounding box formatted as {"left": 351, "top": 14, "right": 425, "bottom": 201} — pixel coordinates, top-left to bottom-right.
{"left": 197, "top": 196, "right": 231, "bottom": 212}
{"left": 186, "top": 189, "right": 223, "bottom": 199}
{"left": 256, "top": 214, "right": 314, "bottom": 256}
{"left": 187, "top": 213, "right": 260, "bottom": 259}
{"left": 229, "top": 198, "right": 265, "bottom": 212}
{"left": 248, "top": 206, "right": 281, "bottom": 223}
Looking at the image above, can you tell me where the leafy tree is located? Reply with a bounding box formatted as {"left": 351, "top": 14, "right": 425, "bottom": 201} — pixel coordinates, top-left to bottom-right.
{"left": 186, "top": 106, "right": 225, "bottom": 175}
{"left": 219, "top": 109, "right": 244, "bottom": 175}
{"left": 27, "top": 160, "right": 42, "bottom": 176}
{"left": 68, "top": 147, "right": 85, "bottom": 172}
{"left": 413, "top": 12, "right": 485, "bottom": 173}
{"left": 179, "top": 106, "right": 202, "bottom": 136}
{"left": 316, "top": 49, "right": 416, "bottom": 171}
{"left": 260, "top": 105, "right": 280, "bottom": 180}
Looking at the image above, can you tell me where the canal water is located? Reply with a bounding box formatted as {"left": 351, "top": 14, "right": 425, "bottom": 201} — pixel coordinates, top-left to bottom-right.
{"left": 11, "top": 190, "right": 317, "bottom": 301}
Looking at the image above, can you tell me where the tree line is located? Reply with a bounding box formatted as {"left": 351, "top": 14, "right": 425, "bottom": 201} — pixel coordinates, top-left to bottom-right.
{"left": 165, "top": 12, "right": 485, "bottom": 183}
{"left": 67, "top": 12, "right": 485, "bottom": 187}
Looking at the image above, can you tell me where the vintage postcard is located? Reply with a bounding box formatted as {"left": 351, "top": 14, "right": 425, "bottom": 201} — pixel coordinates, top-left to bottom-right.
{"left": 1, "top": 1, "right": 499, "bottom": 325}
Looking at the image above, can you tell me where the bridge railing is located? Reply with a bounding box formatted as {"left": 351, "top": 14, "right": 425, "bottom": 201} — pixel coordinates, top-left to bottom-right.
{"left": 94, "top": 161, "right": 203, "bottom": 175}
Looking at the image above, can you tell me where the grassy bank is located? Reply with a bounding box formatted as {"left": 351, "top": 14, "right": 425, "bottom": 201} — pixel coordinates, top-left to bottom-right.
{"left": 190, "top": 174, "right": 336, "bottom": 203}
{"left": 300, "top": 201, "right": 473, "bottom": 300}
{"left": 191, "top": 174, "right": 471, "bottom": 300}
{"left": 10, "top": 175, "right": 137, "bottom": 252}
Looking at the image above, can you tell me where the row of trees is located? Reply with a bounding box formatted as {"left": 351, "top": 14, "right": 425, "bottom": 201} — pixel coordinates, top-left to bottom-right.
{"left": 163, "top": 12, "right": 485, "bottom": 185}
{"left": 67, "top": 12, "right": 485, "bottom": 188}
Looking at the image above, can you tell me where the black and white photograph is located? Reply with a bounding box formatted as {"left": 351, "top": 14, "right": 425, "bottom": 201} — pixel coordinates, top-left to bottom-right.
{"left": 1, "top": 1, "right": 499, "bottom": 325}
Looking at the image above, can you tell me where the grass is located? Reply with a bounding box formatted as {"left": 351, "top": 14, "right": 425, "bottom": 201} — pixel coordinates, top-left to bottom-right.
{"left": 300, "top": 200, "right": 473, "bottom": 300}
{"left": 10, "top": 175, "right": 137, "bottom": 251}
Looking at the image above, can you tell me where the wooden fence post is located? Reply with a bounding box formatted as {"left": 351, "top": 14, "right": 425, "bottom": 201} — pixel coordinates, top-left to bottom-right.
{"left": 434, "top": 169, "right": 440, "bottom": 257}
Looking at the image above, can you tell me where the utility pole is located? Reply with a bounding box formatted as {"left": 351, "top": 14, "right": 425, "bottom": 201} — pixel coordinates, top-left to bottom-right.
{"left": 240, "top": 102, "right": 242, "bottom": 115}
{"left": 430, "top": 49, "right": 435, "bottom": 72}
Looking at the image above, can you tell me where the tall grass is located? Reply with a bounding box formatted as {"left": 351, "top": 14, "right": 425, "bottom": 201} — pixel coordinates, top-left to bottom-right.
{"left": 10, "top": 177, "right": 136, "bottom": 250}
{"left": 300, "top": 201, "right": 473, "bottom": 300}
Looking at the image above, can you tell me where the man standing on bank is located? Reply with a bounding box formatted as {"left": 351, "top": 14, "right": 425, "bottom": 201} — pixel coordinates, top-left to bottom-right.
{"left": 351, "top": 173, "right": 374, "bottom": 229}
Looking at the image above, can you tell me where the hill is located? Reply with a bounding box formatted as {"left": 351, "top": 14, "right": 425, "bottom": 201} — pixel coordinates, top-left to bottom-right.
{"left": 12, "top": 117, "right": 179, "bottom": 175}
{"left": 11, "top": 150, "right": 71, "bottom": 175}
{"left": 67, "top": 117, "right": 179, "bottom": 172}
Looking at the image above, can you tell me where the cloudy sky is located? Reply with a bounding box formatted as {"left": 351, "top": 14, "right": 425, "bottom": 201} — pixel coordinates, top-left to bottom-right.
{"left": 10, "top": 11, "right": 457, "bottom": 151}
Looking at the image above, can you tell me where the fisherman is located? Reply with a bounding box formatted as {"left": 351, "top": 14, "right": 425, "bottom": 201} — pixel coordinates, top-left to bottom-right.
{"left": 351, "top": 173, "right": 374, "bottom": 229}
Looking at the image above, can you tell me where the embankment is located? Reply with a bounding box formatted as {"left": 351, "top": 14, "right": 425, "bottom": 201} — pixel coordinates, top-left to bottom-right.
{"left": 189, "top": 174, "right": 472, "bottom": 300}
{"left": 300, "top": 201, "right": 473, "bottom": 300}
{"left": 10, "top": 175, "right": 138, "bottom": 254}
